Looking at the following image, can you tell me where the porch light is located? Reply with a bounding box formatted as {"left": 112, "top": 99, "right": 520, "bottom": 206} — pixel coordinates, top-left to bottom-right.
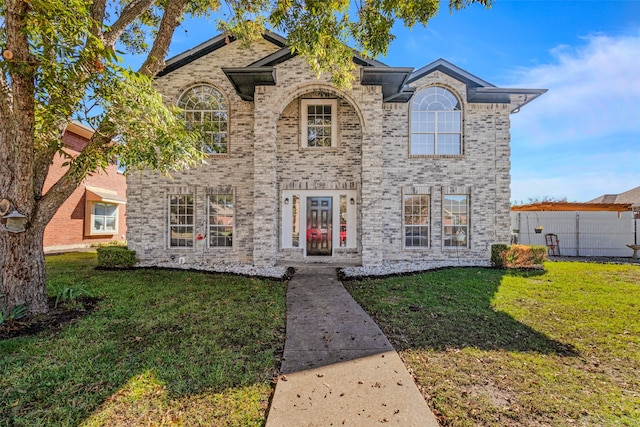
{"left": 1, "top": 210, "right": 27, "bottom": 233}
{"left": 284, "top": 197, "right": 289, "bottom": 205}
{"left": 350, "top": 197, "right": 355, "bottom": 205}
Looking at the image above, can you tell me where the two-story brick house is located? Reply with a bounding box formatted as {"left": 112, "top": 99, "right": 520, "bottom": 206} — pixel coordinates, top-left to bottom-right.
{"left": 44, "top": 122, "right": 127, "bottom": 252}
{"left": 126, "top": 32, "right": 545, "bottom": 268}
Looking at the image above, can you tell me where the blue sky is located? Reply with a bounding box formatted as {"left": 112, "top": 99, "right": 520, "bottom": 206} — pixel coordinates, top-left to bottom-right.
{"left": 154, "top": 0, "right": 640, "bottom": 203}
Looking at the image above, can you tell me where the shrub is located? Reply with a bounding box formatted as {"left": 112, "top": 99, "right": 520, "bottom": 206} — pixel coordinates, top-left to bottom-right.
{"left": 97, "top": 246, "right": 137, "bottom": 268}
{"left": 491, "top": 244, "right": 547, "bottom": 268}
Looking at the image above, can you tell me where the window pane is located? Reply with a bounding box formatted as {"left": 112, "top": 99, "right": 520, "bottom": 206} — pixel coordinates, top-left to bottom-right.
{"left": 169, "top": 195, "right": 194, "bottom": 247}
{"left": 411, "top": 87, "right": 461, "bottom": 156}
{"left": 94, "top": 203, "right": 105, "bottom": 216}
{"left": 209, "top": 194, "right": 234, "bottom": 247}
{"left": 443, "top": 194, "right": 469, "bottom": 247}
{"left": 105, "top": 217, "right": 116, "bottom": 231}
{"left": 410, "top": 134, "right": 435, "bottom": 155}
{"left": 178, "top": 85, "right": 228, "bottom": 154}
{"left": 105, "top": 204, "right": 117, "bottom": 216}
{"left": 403, "top": 195, "right": 429, "bottom": 248}
{"left": 437, "top": 134, "right": 461, "bottom": 155}
{"left": 93, "top": 216, "right": 104, "bottom": 231}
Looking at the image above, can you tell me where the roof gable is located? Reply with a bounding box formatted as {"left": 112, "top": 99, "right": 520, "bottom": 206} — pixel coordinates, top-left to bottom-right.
{"left": 408, "top": 58, "right": 495, "bottom": 88}
{"left": 158, "top": 32, "right": 546, "bottom": 110}
{"left": 408, "top": 58, "right": 546, "bottom": 113}
{"left": 157, "top": 32, "right": 287, "bottom": 78}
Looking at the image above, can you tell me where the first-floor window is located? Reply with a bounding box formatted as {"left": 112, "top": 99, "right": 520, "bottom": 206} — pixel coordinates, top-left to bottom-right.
{"left": 209, "top": 194, "right": 234, "bottom": 247}
{"left": 443, "top": 194, "right": 469, "bottom": 247}
{"left": 92, "top": 202, "right": 118, "bottom": 234}
{"left": 169, "top": 194, "right": 194, "bottom": 247}
{"left": 404, "top": 194, "right": 430, "bottom": 247}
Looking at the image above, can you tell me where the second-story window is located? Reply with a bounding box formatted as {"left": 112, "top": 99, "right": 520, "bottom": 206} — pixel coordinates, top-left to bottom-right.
{"left": 410, "top": 86, "right": 462, "bottom": 156}
{"left": 301, "top": 99, "right": 338, "bottom": 148}
{"left": 178, "top": 84, "right": 228, "bottom": 154}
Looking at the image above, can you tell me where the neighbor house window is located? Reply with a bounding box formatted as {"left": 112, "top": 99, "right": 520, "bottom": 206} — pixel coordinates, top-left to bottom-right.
{"left": 91, "top": 202, "right": 118, "bottom": 234}
{"left": 169, "top": 195, "right": 194, "bottom": 247}
{"left": 410, "top": 87, "right": 462, "bottom": 155}
{"left": 443, "top": 194, "right": 469, "bottom": 247}
{"left": 178, "top": 84, "right": 228, "bottom": 154}
{"left": 403, "top": 195, "right": 430, "bottom": 248}
{"left": 209, "top": 194, "right": 234, "bottom": 247}
{"left": 301, "top": 99, "right": 337, "bottom": 148}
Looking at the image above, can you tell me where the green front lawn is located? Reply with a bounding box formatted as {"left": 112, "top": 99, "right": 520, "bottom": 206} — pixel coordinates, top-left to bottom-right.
{"left": 0, "top": 252, "right": 286, "bottom": 426}
{"left": 344, "top": 262, "right": 640, "bottom": 426}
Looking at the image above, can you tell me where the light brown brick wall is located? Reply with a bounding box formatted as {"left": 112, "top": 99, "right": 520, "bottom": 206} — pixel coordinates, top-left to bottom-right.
{"left": 127, "top": 40, "right": 512, "bottom": 266}
{"left": 43, "top": 130, "right": 127, "bottom": 249}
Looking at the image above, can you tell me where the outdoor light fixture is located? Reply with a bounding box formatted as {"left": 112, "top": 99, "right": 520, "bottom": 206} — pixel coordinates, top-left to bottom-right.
{"left": 350, "top": 197, "right": 355, "bottom": 205}
{"left": 284, "top": 197, "right": 289, "bottom": 205}
{"left": 1, "top": 210, "right": 27, "bottom": 233}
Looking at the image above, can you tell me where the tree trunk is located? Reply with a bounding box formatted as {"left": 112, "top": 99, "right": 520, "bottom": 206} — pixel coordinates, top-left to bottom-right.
{"left": 0, "top": 226, "right": 48, "bottom": 314}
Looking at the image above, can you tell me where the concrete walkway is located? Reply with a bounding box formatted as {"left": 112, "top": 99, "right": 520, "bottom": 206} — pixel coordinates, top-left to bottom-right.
{"left": 266, "top": 266, "right": 439, "bottom": 426}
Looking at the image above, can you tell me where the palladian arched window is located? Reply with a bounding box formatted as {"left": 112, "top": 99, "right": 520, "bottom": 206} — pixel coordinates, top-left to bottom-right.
{"left": 410, "top": 86, "right": 462, "bottom": 155}
{"left": 178, "top": 85, "right": 228, "bottom": 154}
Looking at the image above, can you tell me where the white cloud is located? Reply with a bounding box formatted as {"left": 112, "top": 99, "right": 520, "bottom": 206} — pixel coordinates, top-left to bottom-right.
{"left": 506, "top": 31, "right": 640, "bottom": 202}
{"left": 508, "top": 31, "right": 640, "bottom": 146}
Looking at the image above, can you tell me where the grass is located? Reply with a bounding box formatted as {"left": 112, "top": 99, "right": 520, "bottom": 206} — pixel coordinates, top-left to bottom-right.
{"left": 344, "top": 262, "right": 640, "bottom": 426}
{"left": 0, "top": 252, "right": 286, "bottom": 426}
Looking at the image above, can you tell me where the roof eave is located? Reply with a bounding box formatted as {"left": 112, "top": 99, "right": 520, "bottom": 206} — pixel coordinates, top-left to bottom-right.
{"left": 222, "top": 67, "right": 276, "bottom": 101}
{"left": 361, "top": 67, "right": 415, "bottom": 103}
{"left": 468, "top": 87, "right": 548, "bottom": 113}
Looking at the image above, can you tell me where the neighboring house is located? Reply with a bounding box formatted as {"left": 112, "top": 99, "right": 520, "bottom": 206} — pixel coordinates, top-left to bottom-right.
{"left": 126, "top": 32, "right": 545, "bottom": 267}
{"left": 43, "top": 122, "right": 127, "bottom": 252}
{"left": 589, "top": 186, "right": 640, "bottom": 213}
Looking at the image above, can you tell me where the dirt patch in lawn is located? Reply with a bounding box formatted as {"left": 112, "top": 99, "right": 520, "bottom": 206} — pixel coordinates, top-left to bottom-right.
{"left": 1, "top": 296, "right": 100, "bottom": 340}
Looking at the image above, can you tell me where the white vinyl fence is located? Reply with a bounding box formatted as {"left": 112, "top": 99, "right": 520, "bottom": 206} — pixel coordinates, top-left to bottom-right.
{"left": 511, "top": 211, "right": 639, "bottom": 257}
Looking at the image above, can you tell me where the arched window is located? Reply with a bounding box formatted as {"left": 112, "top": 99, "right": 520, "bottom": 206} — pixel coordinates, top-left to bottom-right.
{"left": 410, "top": 87, "right": 462, "bottom": 155}
{"left": 178, "top": 85, "right": 228, "bottom": 154}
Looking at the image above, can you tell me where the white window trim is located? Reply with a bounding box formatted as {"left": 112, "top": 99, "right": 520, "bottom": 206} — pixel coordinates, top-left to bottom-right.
{"left": 403, "top": 194, "right": 430, "bottom": 250}
{"left": 177, "top": 84, "right": 229, "bottom": 155}
{"left": 207, "top": 192, "right": 235, "bottom": 249}
{"left": 442, "top": 194, "right": 470, "bottom": 249}
{"left": 87, "top": 202, "right": 119, "bottom": 236}
{"left": 409, "top": 86, "right": 463, "bottom": 157}
{"left": 167, "top": 194, "right": 195, "bottom": 249}
{"left": 300, "top": 99, "right": 338, "bottom": 149}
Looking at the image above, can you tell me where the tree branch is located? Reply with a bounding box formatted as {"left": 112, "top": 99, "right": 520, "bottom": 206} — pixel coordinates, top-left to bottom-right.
{"left": 90, "top": 0, "right": 108, "bottom": 38}
{"left": 103, "top": 0, "right": 157, "bottom": 48}
{"left": 139, "top": 0, "right": 190, "bottom": 76}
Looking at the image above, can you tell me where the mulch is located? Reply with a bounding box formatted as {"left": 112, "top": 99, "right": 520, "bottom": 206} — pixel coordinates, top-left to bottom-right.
{"left": 0, "top": 296, "right": 100, "bottom": 341}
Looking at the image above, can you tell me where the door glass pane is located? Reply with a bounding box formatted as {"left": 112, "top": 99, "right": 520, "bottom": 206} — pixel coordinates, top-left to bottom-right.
{"left": 292, "top": 195, "right": 299, "bottom": 247}
{"left": 340, "top": 195, "right": 347, "bottom": 247}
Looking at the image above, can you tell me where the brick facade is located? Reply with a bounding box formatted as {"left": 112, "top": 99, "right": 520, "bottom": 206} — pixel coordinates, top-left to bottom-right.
{"left": 43, "top": 123, "right": 127, "bottom": 251}
{"left": 127, "top": 34, "right": 543, "bottom": 267}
